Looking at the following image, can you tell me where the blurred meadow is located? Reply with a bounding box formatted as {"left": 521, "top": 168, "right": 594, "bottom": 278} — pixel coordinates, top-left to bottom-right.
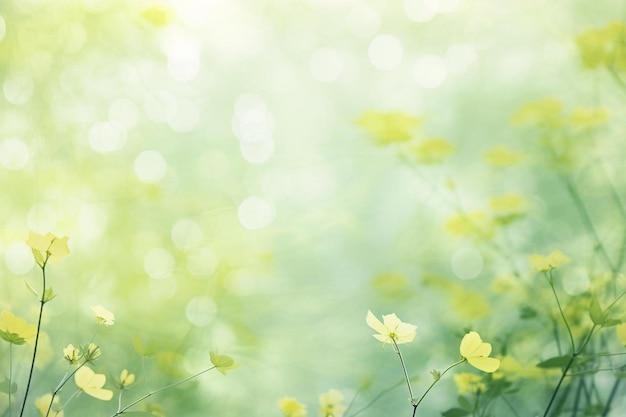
{"left": 1, "top": 0, "right": 626, "bottom": 416}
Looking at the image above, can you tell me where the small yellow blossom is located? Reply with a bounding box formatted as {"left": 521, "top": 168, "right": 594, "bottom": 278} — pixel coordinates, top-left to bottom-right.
{"left": 489, "top": 192, "right": 528, "bottom": 225}
{"left": 511, "top": 98, "right": 563, "bottom": 128}
{"left": 529, "top": 250, "right": 571, "bottom": 273}
{"left": 569, "top": 107, "right": 609, "bottom": 129}
{"left": 575, "top": 23, "right": 625, "bottom": 69}
{"left": 141, "top": 5, "right": 173, "bottom": 27}
{"left": 483, "top": 145, "right": 523, "bottom": 168}
{"left": 84, "top": 343, "right": 101, "bottom": 361}
{"left": 460, "top": 331, "right": 500, "bottom": 373}
{"left": 366, "top": 310, "right": 417, "bottom": 345}
{"left": 63, "top": 344, "right": 81, "bottom": 364}
{"left": 319, "top": 389, "right": 347, "bottom": 417}
{"left": 355, "top": 111, "right": 422, "bottom": 145}
{"left": 445, "top": 211, "right": 494, "bottom": 241}
{"left": 74, "top": 366, "right": 113, "bottom": 400}
{"left": 617, "top": 323, "right": 626, "bottom": 347}
{"left": 210, "top": 352, "right": 239, "bottom": 375}
{"left": 92, "top": 305, "right": 115, "bottom": 326}
{"left": 119, "top": 369, "right": 135, "bottom": 388}
{"left": 279, "top": 397, "right": 307, "bottom": 417}
{"left": 453, "top": 373, "right": 486, "bottom": 394}
{"left": 0, "top": 311, "right": 37, "bottom": 345}
{"left": 406, "top": 138, "right": 455, "bottom": 164}
{"left": 35, "top": 393, "right": 64, "bottom": 417}
{"left": 26, "top": 231, "right": 69, "bottom": 266}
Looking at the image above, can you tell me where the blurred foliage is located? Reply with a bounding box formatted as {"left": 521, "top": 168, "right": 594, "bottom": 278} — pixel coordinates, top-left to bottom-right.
{"left": 0, "top": 0, "right": 626, "bottom": 416}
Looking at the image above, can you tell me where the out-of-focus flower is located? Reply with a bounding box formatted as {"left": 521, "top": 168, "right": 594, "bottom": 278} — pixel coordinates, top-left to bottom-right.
{"left": 511, "top": 98, "right": 563, "bottom": 128}
{"left": 63, "top": 344, "right": 81, "bottom": 364}
{"left": 529, "top": 250, "right": 571, "bottom": 273}
{"left": 74, "top": 366, "right": 113, "bottom": 400}
{"left": 575, "top": 23, "right": 625, "bottom": 69}
{"left": 366, "top": 310, "right": 416, "bottom": 345}
{"left": 210, "top": 352, "right": 239, "bottom": 375}
{"left": 489, "top": 192, "right": 528, "bottom": 225}
{"left": 569, "top": 107, "right": 609, "bottom": 129}
{"left": 279, "top": 397, "right": 307, "bottom": 417}
{"left": 119, "top": 369, "right": 135, "bottom": 388}
{"left": 26, "top": 231, "right": 69, "bottom": 266}
{"left": 406, "top": 138, "right": 455, "bottom": 164}
{"left": 460, "top": 331, "right": 500, "bottom": 373}
{"left": 453, "top": 373, "right": 486, "bottom": 394}
{"left": 445, "top": 211, "right": 494, "bottom": 241}
{"left": 35, "top": 393, "right": 64, "bottom": 417}
{"left": 0, "top": 311, "right": 37, "bottom": 345}
{"left": 141, "top": 5, "right": 173, "bottom": 27}
{"left": 319, "top": 389, "right": 347, "bottom": 417}
{"left": 483, "top": 145, "right": 523, "bottom": 168}
{"left": 92, "top": 305, "right": 115, "bottom": 326}
{"left": 355, "top": 111, "right": 422, "bottom": 145}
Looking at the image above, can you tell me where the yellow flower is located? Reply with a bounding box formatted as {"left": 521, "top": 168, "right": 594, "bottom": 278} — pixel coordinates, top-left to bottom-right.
{"left": 26, "top": 231, "right": 70, "bottom": 266}
{"left": 366, "top": 310, "right": 416, "bottom": 345}
{"left": 319, "top": 389, "right": 347, "bottom": 417}
{"left": 489, "top": 193, "right": 528, "bottom": 225}
{"left": 445, "top": 211, "right": 494, "bottom": 241}
{"left": 63, "top": 344, "right": 81, "bottom": 364}
{"left": 453, "top": 373, "right": 486, "bottom": 394}
{"left": 529, "top": 250, "right": 571, "bottom": 273}
{"left": 617, "top": 323, "right": 626, "bottom": 347}
{"left": 575, "top": 23, "right": 625, "bottom": 69}
{"left": 0, "top": 311, "right": 37, "bottom": 345}
{"left": 511, "top": 98, "right": 563, "bottom": 128}
{"left": 460, "top": 331, "right": 500, "bottom": 373}
{"left": 569, "top": 107, "right": 609, "bottom": 129}
{"left": 210, "top": 352, "right": 239, "bottom": 375}
{"left": 35, "top": 393, "right": 64, "bottom": 417}
{"left": 83, "top": 343, "right": 102, "bottom": 361}
{"left": 355, "top": 110, "right": 422, "bottom": 145}
{"left": 92, "top": 305, "right": 115, "bottom": 326}
{"left": 483, "top": 145, "right": 523, "bottom": 168}
{"left": 74, "top": 366, "right": 113, "bottom": 401}
{"left": 119, "top": 369, "right": 135, "bottom": 388}
{"left": 279, "top": 397, "right": 307, "bottom": 417}
{"left": 406, "top": 138, "right": 455, "bottom": 164}
{"left": 141, "top": 5, "right": 173, "bottom": 27}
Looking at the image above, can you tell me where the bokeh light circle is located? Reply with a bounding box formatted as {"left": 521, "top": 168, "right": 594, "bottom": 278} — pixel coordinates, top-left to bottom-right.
{"left": 309, "top": 48, "right": 344, "bottom": 82}
{"left": 451, "top": 247, "right": 483, "bottom": 280}
{"left": 186, "top": 247, "right": 218, "bottom": 278}
{"left": 413, "top": 55, "right": 447, "bottom": 88}
{"left": 0, "top": 138, "right": 29, "bottom": 170}
{"left": 144, "top": 247, "right": 175, "bottom": 280}
{"left": 27, "top": 204, "right": 57, "bottom": 234}
{"left": 185, "top": 296, "right": 217, "bottom": 327}
{"left": 171, "top": 218, "right": 203, "bottom": 250}
{"left": 88, "top": 121, "right": 127, "bottom": 153}
{"left": 346, "top": 4, "right": 380, "bottom": 38}
{"left": 5, "top": 242, "right": 34, "bottom": 275}
{"left": 368, "top": 34, "right": 404, "bottom": 71}
{"left": 134, "top": 150, "right": 167, "bottom": 183}
{"left": 237, "top": 196, "right": 275, "bottom": 230}
{"left": 3, "top": 75, "right": 34, "bottom": 105}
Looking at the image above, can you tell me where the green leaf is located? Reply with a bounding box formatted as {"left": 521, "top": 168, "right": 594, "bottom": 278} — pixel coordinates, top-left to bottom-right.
{"left": 24, "top": 281, "right": 39, "bottom": 298}
{"left": 0, "top": 330, "right": 27, "bottom": 345}
{"left": 536, "top": 355, "right": 572, "bottom": 368}
{"left": 210, "top": 352, "right": 238, "bottom": 375}
{"left": 43, "top": 287, "right": 56, "bottom": 302}
{"left": 457, "top": 395, "right": 472, "bottom": 411}
{"left": 442, "top": 408, "right": 471, "bottom": 417}
{"left": 519, "top": 306, "right": 538, "bottom": 319}
{"left": 603, "top": 318, "right": 621, "bottom": 327}
{"left": 589, "top": 296, "right": 607, "bottom": 326}
{"left": 0, "top": 378, "right": 17, "bottom": 394}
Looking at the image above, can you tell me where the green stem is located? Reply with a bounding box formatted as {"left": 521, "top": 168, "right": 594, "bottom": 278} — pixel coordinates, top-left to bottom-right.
{"left": 413, "top": 359, "right": 466, "bottom": 409}
{"left": 111, "top": 366, "right": 216, "bottom": 416}
{"left": 391, "top": 339, "right": 415, "bottom": 404}
{"left": 345, "top": 378, "right": 407, "bottom": 417}
{"left": 19, "top": 259, "right": 49, "bottom": 417}
{"left": 9, "top": 343, "right": 13, "bottom": 417}
{"left": 546, "top": 271, "right": 576, "bottom": 352}
{"left": 45, "top": 362, "right": 89, "bottom": 417}
{"left": 601, "top": 377, "right": 621, "bottom": 417}
{"left": 542, "top": 355, "right": 576, "bottom": 417}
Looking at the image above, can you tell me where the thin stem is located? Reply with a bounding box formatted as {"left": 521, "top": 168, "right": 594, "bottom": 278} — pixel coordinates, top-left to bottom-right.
{"left": 542, "top": 355, "right": 576, "bottom": 417}
{"left": 345, "top": 378, "right": 409, "bottom": 417}
{"left": 500, "top": 395, "right": 522, "bottom": 417}
{"left": 45, "top": 362, "right": 88, "bottom": 417}
{"left": 391, "top": 339, "right": 415, "bottom": 409}
{"left": 546, "top": 271, "right": 576, "bottom": 352}
{"left": 9, "top": 343, "right": 13, "bottom": 417}
{"left": 111, "top": 366, "right": 216, "bottom": 416}
{"left": 19, "top": 260, "right": 49, "bottom": 417}
{"left": 413, "top": 359, "right": 466, "bottom": 409}
{"left": 601, "top": 377, "right": 621, "bottom": 417}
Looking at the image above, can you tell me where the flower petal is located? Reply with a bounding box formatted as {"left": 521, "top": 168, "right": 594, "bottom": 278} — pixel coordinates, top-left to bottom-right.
{"left": 467, "top": 356, "right": 500, "bottom": 373}
{"left": 366, "top": 311, "right": 388, "bottom": 335}
{"left": 460, "top": 331, "right": 482, "bottom": 357}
